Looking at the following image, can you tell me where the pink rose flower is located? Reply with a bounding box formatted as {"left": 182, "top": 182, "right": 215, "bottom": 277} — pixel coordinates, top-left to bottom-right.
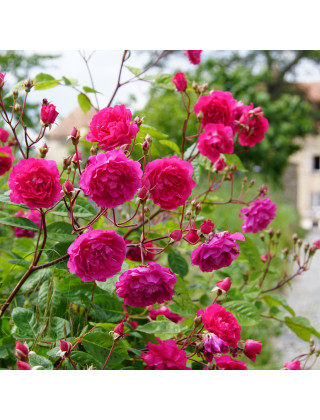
{"left": 115, "top": 261, "right": 177, "bottom": 307}
{"left": 86, "top": 105, "right": 139, "bottom": 152}
{"left": 172, "top": 72, "right": 187, "bottom": 91}
{"left": 12, "top": 209, "right": 41, "bottom": 238}
{"left": 170, "top": 229, "right": 183, "bottom": 242}
{"left": 203, "top": 333, "right": 229, "bottom": 362}
{"left": 183, "top": 223, "right": 200, "bottom": 244}
{"left": 114, "top": 322, "right": 125, "bottom": 335}
{"left": 284, "top": 360, "right": 301, "bottom": 370}
{"left": 0, "top": 146, "right": 14, "bottom": 176}
{"left": 200, "top": 220, "right": 215, "bottom": 234}
{"left": 14, "top": 341, "right": 29, "bottom": 362}
{"left": 67, "top": 228, "right": 126, "bottom": 282}
{"left": 313, "top": 240, "right": 320, "bottom": 249}
{"left": 214, "top": 158, "right": 227, "bottom": 171}
{"left": 79, "top": 150, "right": 142, "bottom": 208}
{"left": 243, "top": 339, "right": 262, "bottom": 362}
{"left": 191, "top": 231, "right": 245, "bottom": 272}
{"left": 214, "top": 355, "right": 247, "bottom": 370}
{"left": 197, "top": 303, "right": 241, "bottom": 347}
{"left": 149, "top": 306, "right": 184, "bottom": 323}
{"left": 141, "top": 157, "right": 196, "bottom": 210}
{"left": 8, "top": 158, "right": 62, "bottom": 208}
{"left": 141, "top": 338, "right": 191, "bottom": 370}
{"left": 238, "top": 105, "right": 269, "bottom": 147}
{"left": 0, "top": 127, "right": 9, "bottom": 143}
{"left": 239, "top": 197, "right": 277, "bottom": 233}
{"left": 125, "top": 239, "right": 155, "bottom": 262}
{"left": 216, "top": 277, "right": 232, "bottom": 292}
{"left": 185, "top": 50, "right": 203, "bottom": 65}
{"left": 194, "top": 91, "right": 237, "bottom": 128}
{"left": 17, "top": 361, "right": 32, "bottom": 370}
{"left": 198, "top": 123, "right": 234, "bottom": 163}
{"left": 40, "top": 103, "right": 59, "bottom": 125}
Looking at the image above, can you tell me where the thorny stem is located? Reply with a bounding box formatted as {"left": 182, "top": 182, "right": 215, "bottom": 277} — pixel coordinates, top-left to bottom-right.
{"left": 102, "top": 341, "right": 116, "bottom": 370}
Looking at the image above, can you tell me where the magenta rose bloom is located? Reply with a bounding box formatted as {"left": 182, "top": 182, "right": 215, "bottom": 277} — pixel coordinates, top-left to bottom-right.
{"left": 191, "top": 231, "right": 245, "bottom": 272}
{"left": 12, "top": 209, "right": 41, "bottom": 238}
{"left": 239, "top": 197, "right": 277, "bottom": 233}
{"left": 40, "top": 103, "right": 59, "bottom": 125}
{"left": 185, "top": 50, "right": 202, "bottom": 65}
{"left": 214, "top": 158, "right": 227, "bottom": 171}
{"left": 243, "top": 339, "right": 262, "bottom": 362}
{"left": 141, "top": 157, "right": 196, "bottom": 210}
{"left": 194, "top": 91, "right": 237, "bottom": 128}
{"left": 238, "top": 105, "right": 269, "bottom": 147}
{"left": 115, "top": 261, "right": 177, "bottom": 307}
{"left": 17, "top": 361, "right": 32, "bottom": 370}
{"left": 216, "top": 277, "right": 232, "bottom": 292}
{"left": 86, "top": 105, "right": 139, "bottom": 151}
{"left": 8, "top": 158, "right": 61, "bottom": 208}
{"left": 149, "top": 306, "right": 184, "bottom": 323}
{"left": 284, "top": 360, "right": 301, "bottom": 370}
{"left": 214, "top": 355, "right": 247, "bottom": 370}
{"left": 197, "top": 303, "right": 241, "bottom": 347}
{"left": 67, "top": 228, "right": 126, "bottom": 282}
{"left": 79, "top": 149, "right": 142, "bottom": 208}
{"left": 203, "top": 333, "right": 229, "bottom": 362}
{"left": 172, "top": 72, "right": 187, "bottom": 91}
{"left": 198, "top": 123, "right": 234, "bottom": 163}
{"left": 0, "top": 127, "right": 9, "bottom": 143}
{"left": 0, "top": 146, "right": 14, "bottom": 176}
{"left": 200, "top": 220, "right": 214, "bottom": 235}
{"left": 141, "top": 338, "right": 191, "bottom": 370}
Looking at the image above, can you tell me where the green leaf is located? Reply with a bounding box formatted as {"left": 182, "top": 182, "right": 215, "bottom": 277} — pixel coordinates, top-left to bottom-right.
{"left": 137, "top": 125, "right": 168, "bottom": 141}
{"left": 46, "top": 221, "right": 75, "bottom": 242}
{"left": 224, "top": 300, "right": 261, "bottom": 326}
{"left": 33, "top": 73, "right": 60, "bottom": 90}
{"left": 21, "top": 268, "right": 52, "bottom": 293}
{"left": 223, "top": 153, "right": 247, "bottom": 172}
{"left": 239, "top": 234, "right": 261, "bottom": 267}
{"left": 78, "top": 93, "right": 92, "bottom": 113}
{"left": 82, "top": 330, "right": 113, "bottom": 349}
{"left": 52, "top": 197, "right": 96, "bottom": 220}
{"left": 191, "top": 157, "right": 202, "bottom": 184}
{"left": 263, "top": 294, "right": 295, "bottom": 316}
{"left": 83, "top": 86, "right": 101, "bottom": 94}
{"left": 125, "top": 66, "right": 142, "bottom": 76}
{"left": 96, "top": 262, "right": 129, "bottom": 294}
{"left": 137, "top": 320, "right": 187, "bottom": 339}
{"left": 1, "top": 216, "right": 39, "bottom": 232}
{"left": 172, "top": 277, "right": 197, "bottom": 310}
{"left": 284, "top": 316, "right": 320, "bottom": 341}
{"left": 11, "top": 308, "right": 38, "bottom": 340}
{"left": 159, "top": 140, "right": 180, "bottom": 154}
{"left": 28, "top": 353, "right": 53, "bottom": 370}
{"left": 46, "top": 241, "right": 71, "bottom": 269}
{"left": 45, "top": 317, "right": 70, "bottom": 340}
{"left": 168, "top": 252, "right": 189, "bottom": 277}
{"left": 0, "top": 191, "right": 28, "bottom": 209}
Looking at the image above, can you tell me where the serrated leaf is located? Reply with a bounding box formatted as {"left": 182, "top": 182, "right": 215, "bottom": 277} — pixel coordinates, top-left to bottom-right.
{"left": 21, "top": 268, "right": 52, "bottom": 292}
{"left": 45, "top": 317, "right": 70, "bottom": 340}
{"left": 82, "top": 330, "right": 113, "bottom": 349}
{"left": 137, "top": 125, "right": 168, "bottom": 141}
{"left": 191, "top": 157, "right": 202, "bottom": 183}
{"left": 28, "top": 353, "right": 53, "bottom": 370}
{"left": 223, "top": 153, "right": 247, "bottom": 172}
{"left": 11, "top": 308, "right": 38, "bottom": 340}
{"left": 239, "top": 235, "right": 261, "bottom": 267}
{"left": 224, "top": 300, "right": 261, "bottom": 326}
{"left": 33, "top": 73, "right": 60, "bottom": 90}
{"left": 1, "top": 216, "right": 39, "bottom": 232}
{"left": 263, "top": 294, "right": 295, "bottom": 316}
{"left": 46, "top": 221, "right": 75, "bottom": 242}
{"left": 168, "top": 252, "right": 188, "bottom": 277}
{"left": 78, "top": 93, "right": 91, "bottom": 113}
{"left": 137, "top": 320, "right": 187, "bottom": 340}
{"left": 159, "top": 140, "right": 180, "bottom": 154}
{"left": 0, "top": 191, "right": 28, "bottom": 209}
{"left": 284, "top": 316, "right": 320, "bottom": 342}
{"left": 172, "top": 277, "right": 197, "bottom": 310}
{"left": 52, "top": 197, "right": 96, "bottom": 219}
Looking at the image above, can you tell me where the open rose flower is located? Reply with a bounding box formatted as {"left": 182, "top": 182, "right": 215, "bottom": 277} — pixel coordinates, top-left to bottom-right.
{"left": 203, "top": 333, "right": 229, "bottom": 361}
{"left": 148, "top": 306, "right": 184, "bottom": 323}
{"left": 125, "top": 239, "right": 155, "bottom": 262}
{"left": 239, "top": 197, "right": 277, "bottom": 233}
{"left": 86, "top": 105, "right": 139, "bottom": 151}
{"left": 198, "top": 123, "right": 234, "bottom": 163}
{"left": 191, "top": 231, "right": 245, "bottom": 272}
{"left": 115, "top": 261, "right": 176, "bottom": 307}
{"left": 8, "top": 158, "right": 61, "bottom": 208}
{"left": 40, "top": 103, "right": 59, "bottom": 125}
{"left": 200, "top": 220, "right": 215, "bottom": 235}
{"left": 79, "top": 149, "right": 142, "bottom": 208}
{"left": 185, "top": 50, "right": 202, "bottom": 65}
{"left": 141, "top": 338, "right": 191, "bottom": 370}
{"left": 172, "top": 72, "right": 187, "bottom": 91}
{"left": 141, "top": 157, "right": 196, "bottom": 210}
{"left": 238, "top": 105, "right": 269, "bottom": 147}
{"left": 12, "top": 209, "right": 41, "bottom": 238}
{"left": 67, "top": 228, "right": 126, "bottom": 282}
{"left": 0, "top": 146, "right": 14, "bottom": 176}
{"left": 0, "top": 127, "right": 9, "bottom": 143}
{"left": 198, "top": 303, "right": 241, "bottom": 347}
{"left": 214, "top": 355, "right": 247, "bottom": 370}
{"left": 194, "top": 91, "right": 237, "bottom": 128}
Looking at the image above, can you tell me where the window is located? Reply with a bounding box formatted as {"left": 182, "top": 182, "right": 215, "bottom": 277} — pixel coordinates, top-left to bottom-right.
{"left": 313, "top": 156, "right": 320, "bottom": 171}
{"left": 311, "top": 192, "right": 320, "bottom": 210}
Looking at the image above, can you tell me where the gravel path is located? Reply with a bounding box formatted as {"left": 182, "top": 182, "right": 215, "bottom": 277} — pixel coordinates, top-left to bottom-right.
{"left": 272, "top": 228, "right": 320, "bottom": 369}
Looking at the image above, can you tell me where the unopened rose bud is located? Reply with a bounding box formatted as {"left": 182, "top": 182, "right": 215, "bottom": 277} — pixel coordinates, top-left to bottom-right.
{"left": 62, "top": 180, "right": 74, "bottom": 197}
{"left": 216, "top": 277, "right": 232, "bottom": 292}
{"left": 309, "top": 245, "right": 317, "bottom": 255}
{"left": 243, "top": 339, "right": 262, "bottom": 362}
{"left": 14, "top": 341, "right": 29, "bottom": 362}
{"left": 195, "top": 204, "right": 202, "bottom": 214}
{"left": 72, "top": 151, "right": 82, "bottom": 165}
{"left": 267, "top": 228, "right": 274, "bottom": 238}
{"left": 259, "top": 233, "right": 265, "bottom": 241}
{"left": 63, "top": 156, "right": 72, "bottom": 170}
{"left": 282, "top": 247, "right": 289, "bottom": 256}
{"left": 13, "top": 89, "right": 19, "bottom": 99}
{"left": 249, "top": 180, "right": 255, "bottom": 187}
{"left": 230, "top": 164, "right": 237, "bottom": 172}
{"left": 138, "top": 185, "right": 149, "bottom": 202}
{"left": 114, "top": 323, "right": 124, "bottom": 336}
{"left": 39, "top": 143, "right": 49, "bottom": 158}
{"left": 144, "top": 206, "right": 150, "bottom": 218}
{"left": 260, "top": 254, "right": 268, "bottom": 263}
{"left": 90, "top": 146, "right": 98, "bottom": 155}
{"left": 60, "top": 340, "right": 72, "bottom": 354}
{"left": 145, "top": 134, "right": 152, "bottom": 144}
{"left": 292, "top": 233, "right": 298, "bottom": 243}
{"left": 304, "top": 242, "right": 310, "bottom": 251}
{"left": 40, "top": 102, "right": 58, "bottom": 125}
{"left": 242, "top": 177, "right": 248, "bottom": 184}
{"left": 192, "top": 81, "right": 199, "bottom": 91}
{"left": 66, "top": 165, "right": 72, "bottom": 174}
{"left": 14, "top": 103, "right": 22, "bottom": 113}
{"left": 17, "top": 361, "right": 32, "bottom": 370}
{"left": 134, "top": 116, "right": 143, "bottom": 127}
{"left": 24, "top": 78, "right": 34, "bottom": 92}
{"left": 0, "top": 72, "right": 6, "bottom": 89}
{"left": 142, "top": 140, "right": 150, "bottom": 154}
{"left": 199, "top": 83, "right": 208, "bottom": 93}
{"left": 297, "top": 239, "right": 303, "bottom": 247}
{"left": 68, "top": 126, "right": 81, "bottom": 145}
{"left": 194, "top": 315, "right": 202, "bottom": 328}
{"left": 186, "top": 210, "right": 192, "bottom": 218}
{"left": 276, "top": 229, "right": 281, "bottom": 237}
{"left": 170, "top": 229, "right": 183, "bottom": 242}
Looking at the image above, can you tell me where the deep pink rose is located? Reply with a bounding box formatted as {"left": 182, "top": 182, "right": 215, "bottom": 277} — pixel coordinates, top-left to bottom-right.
{"left": 284, "top": 360, "right": 301, "bottom": 370}
{"left": 40, "top": 103, "right": 59, "bottom": 125}
{"left": 17, "top": 361, "right": 32, "bottom": 370}
{"left": 185, "top": 50, "right": 203, "bottom": 65}
{"left": 0, "top": 72, "right": 6, "bottom": 85}
{"left": 114, "top": 322, "right": 125, "bottom": 335}
{"left": 12, "top": 209, "right": 41, "bottom": 238}
{"left": 86, "top": 105, "right": 139, "bottom": 151}
{"left": 125, "top": 239, "right": 155, "bottom": 262}
{"left": 313, "top": 240, "right": 320, "bottom": 249}
{"left": 203, "top": 333, "right": 229, "bottom": 362}
{"left": 170, "top": 229, "right": 183, "bottom": 242}
{"left": 216, "top": 277, "right": 232, "bottom": 292}
{"left": 191, "top": 231, "right": 245, "bottom": 272}
{"left": 141, "top": 157, "right": 196, "bottom": 210}
{"left": 72, "top": 151, "right": 82, "bottom": 163}
{"left": 197, "top": 303, "right": 241, "bottom": 347}
{"left": 214, "top": 355, "right": 247, "bottom": 370}
{"left": 243, "top": 339, "right": 262, "bottom": 362}
{"left": 14, "top": 341, "right": 29, "bottom": 362}
{"left": 238, "top": 105, "right": 269, "bottom": 147}
{"left": 79, "top": 150, "right": 142, "bottom": 208}
{"left": 67, "top": 228, "right": 126, "bottom": 282}
{"left": 214, "top": 158, "right": 227, "bottom": 171}
{"left": 0, "top": 146, "right": 14, "bottom": 176}
{"left": 194, "top": 91, "right": 237, "bottom": 128}
{"left": 0, "top": 127, "right": 9, "bottom": 143}
{"left": 8, "top": 158, "right": 62, "bottom": 208}
{"left": 141, "top": 338, "right": 191, "bottom": 370}
{"left": 149, "top": 306, "right": 184, "bottom": 323}
{"left": 172, "top": 72, "right": 187, "bottom": 91}
{"left": 198, "top": 123, "right": 234, "bottom": 163}
{"left": 60, "top": 340, "right": 72, "bottom": 353}
{"left": 115, "top": 261, "right": 177, "bottom": 307}
{"left": 200, "top": 220, "right": 215, "bottom": 234}
{"left": 239, "top": 197, "right": 277, "bottom": 233}
{"left": 183, "top": 223, "right": 200, "bottom": 244}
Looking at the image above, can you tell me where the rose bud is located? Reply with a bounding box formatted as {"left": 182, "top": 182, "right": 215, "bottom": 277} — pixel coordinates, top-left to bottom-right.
{"left": 200, "top": 220, "right": 215, "bottom": 234}
{"left": 172, "top": 72, "right": 187, "bottom": 92}
{"left": 243, "top": 339, "right": 262, "bottom": 362}
{"left": 214, "top": 158, "right": 227, "bottom": 172}
{"left": 39, "top": 143, "right": 49, "bottom": 158}
{"left": 17, "top": 361, "right": 32, "bottom": 370}
{"left": 24, "top": 78, "right": 34, "bottom": 92}
{"left": 313, "top": 240, "right": 320, "bottom": 249}
{"left": 114, "top": 323, "right": 124, "bottom": 336}
{"left": 170, "top": 229, "right": 183, "bottom": 242}
{"left": 14, "top": 341, "right": 29, "bottom": 362}
{"left": 68, "top": 126, "right": 81, "bottom": 145}
{"left": 0, "top": 72, "right": 6, "bottom": 88}
{"left": 260, "top": 254, "right": 268, "bottom": 263}
{"left": 183, "top": 223, "right": 200, "bottom": 244}
{"left": 138, "top": 185, "right": 149, "bottom": 202}
{"left": 216, "top": 277, "right": 232, "bottom": 292}
{"left": 0, "top": 127, "right": 10, "bottom": 144}
{"left": 62, "top": 180, "right": 74, "bottom": 197}
{"left": 72, "top": 151, "right": 82, "bottom": 164}
{"left": 60, "top": 340, "right": 72, "bottom": 354}
{"left": 284, "top": 359, "right": 301, "bottom": 370}
{"left": 40, "top": 103, "right": 59, "bottom": 125}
